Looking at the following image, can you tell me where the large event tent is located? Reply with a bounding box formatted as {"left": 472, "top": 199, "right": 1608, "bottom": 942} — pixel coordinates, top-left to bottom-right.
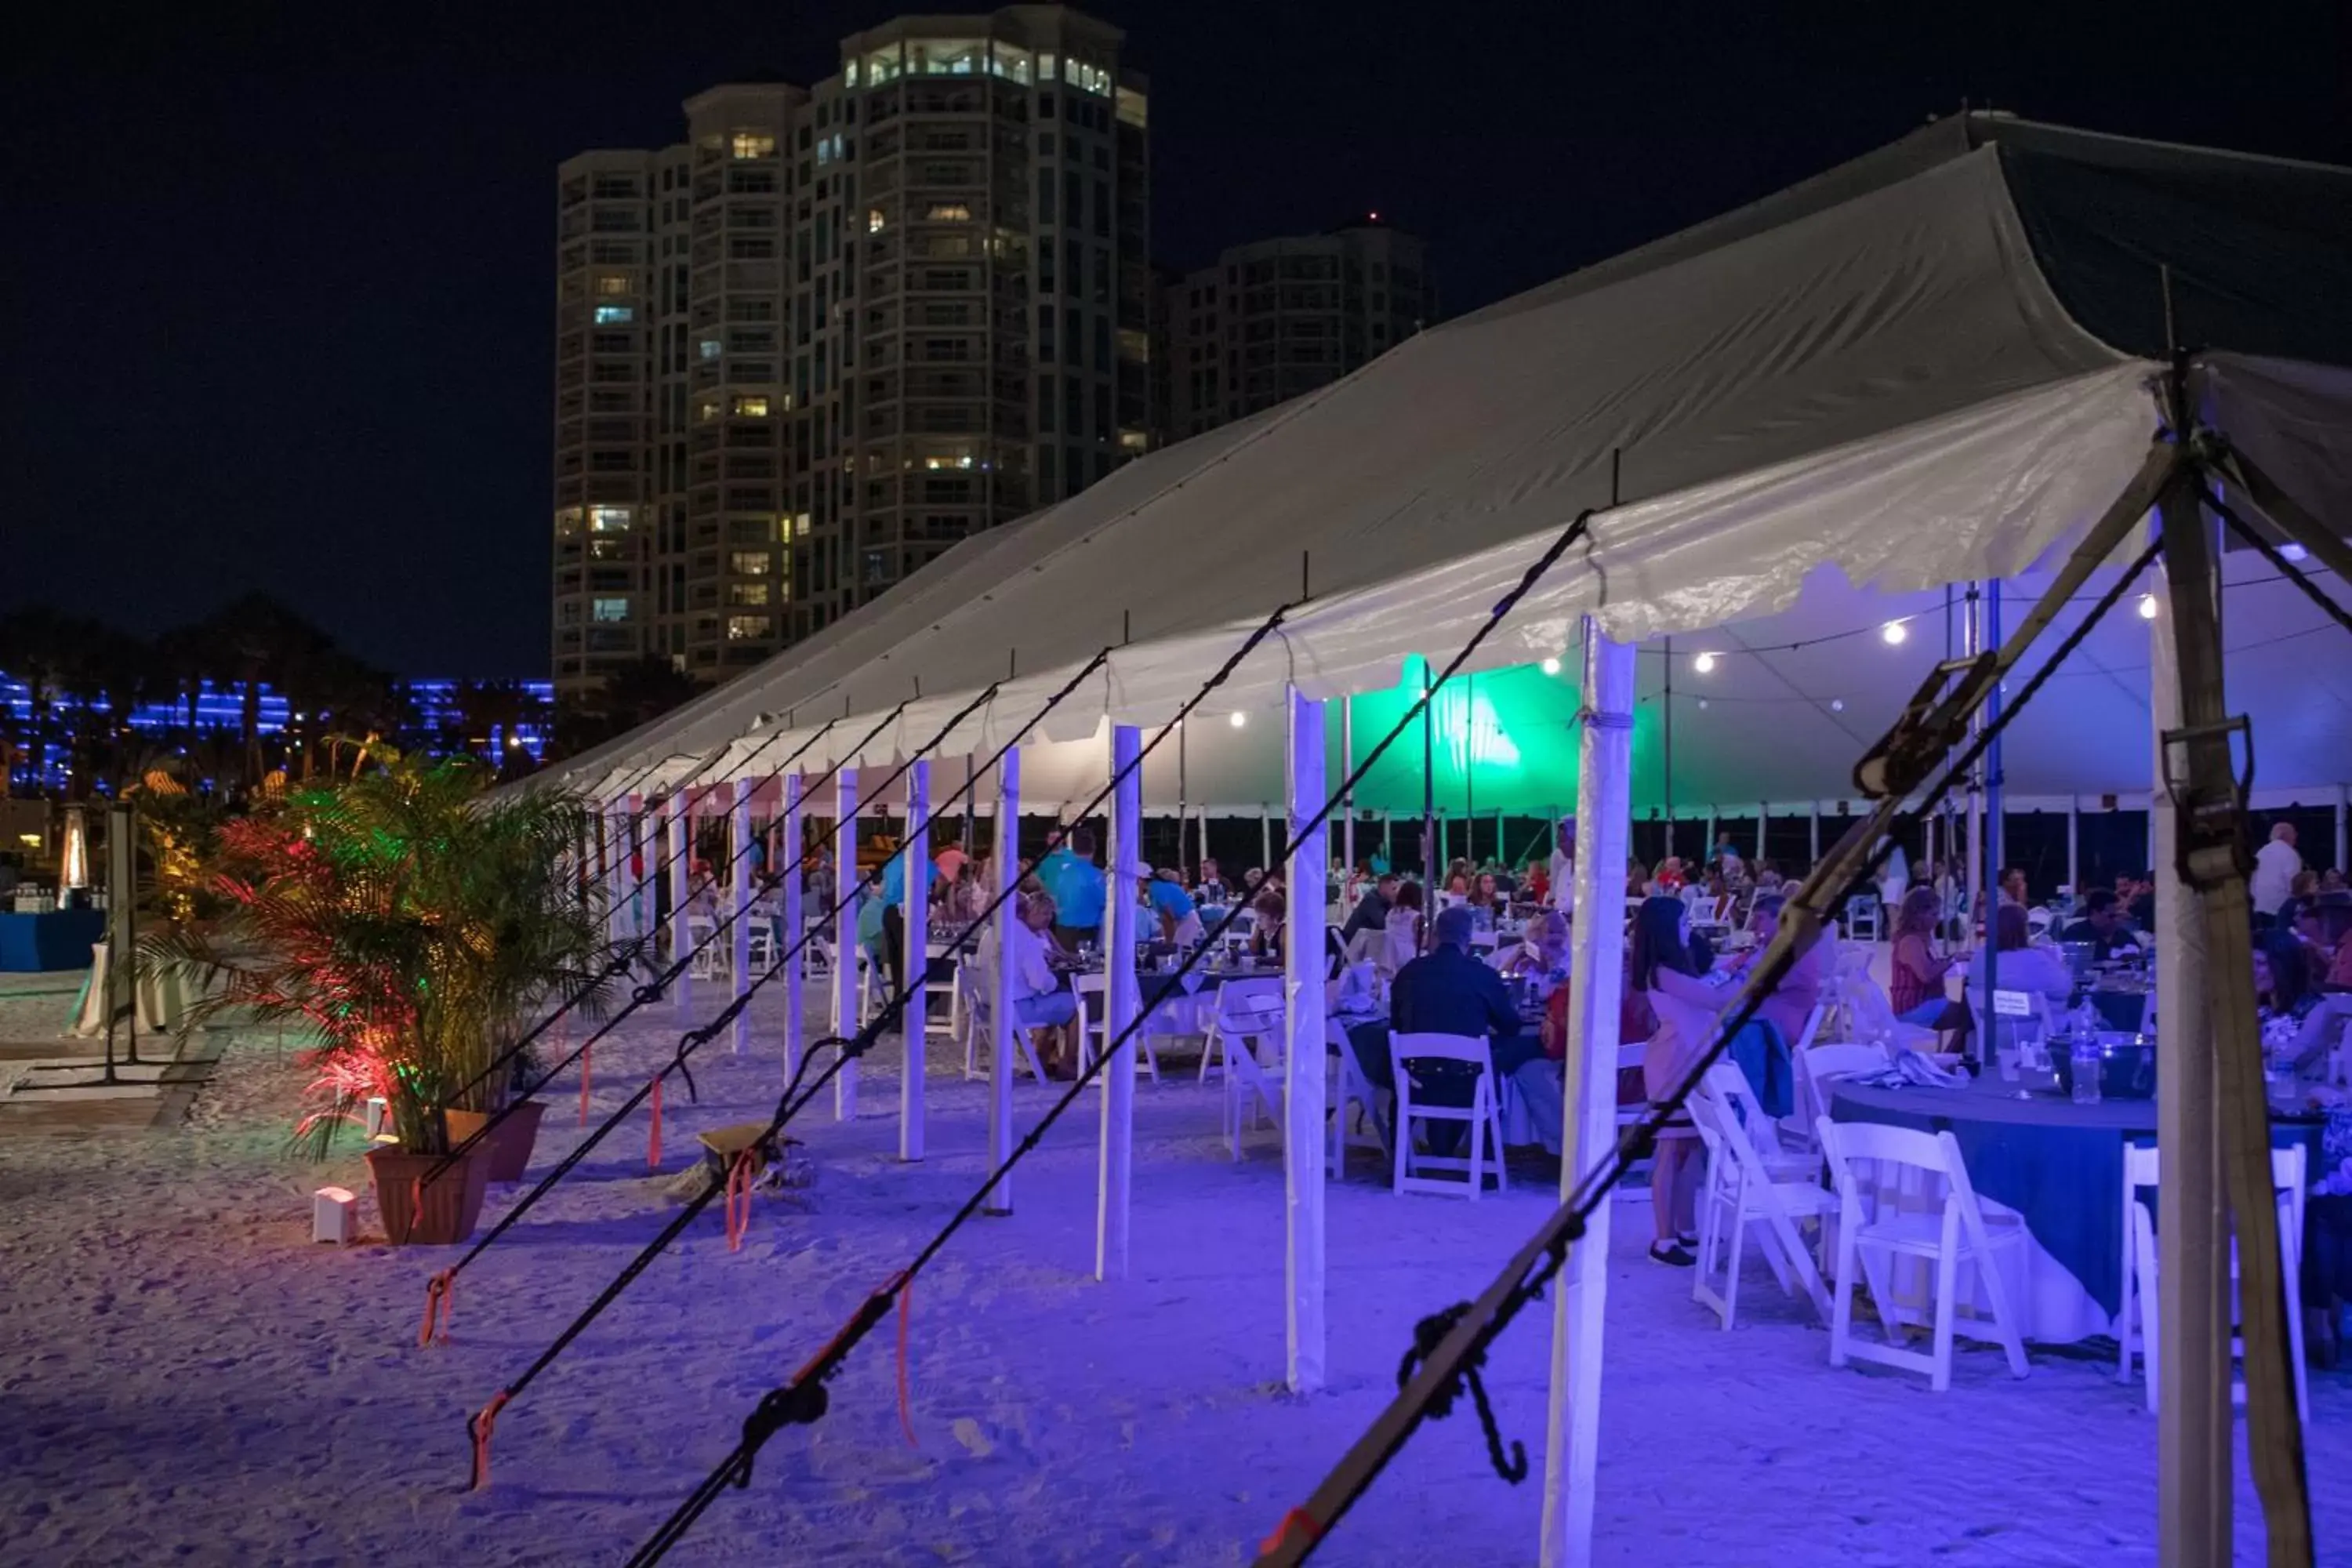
{"left": 542, "top": 113, "right": 2352, "bottom": 822}
{"left": 529, "top": 114, "right": 2352, "bottom": 1561}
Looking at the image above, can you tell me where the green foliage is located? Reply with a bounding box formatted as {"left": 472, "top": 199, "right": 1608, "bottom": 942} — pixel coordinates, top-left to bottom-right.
{"left": 141, "top": 748, "right": 618, "bottom": 1157}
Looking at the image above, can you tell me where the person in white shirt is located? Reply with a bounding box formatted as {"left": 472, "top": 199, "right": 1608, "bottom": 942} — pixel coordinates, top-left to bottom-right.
{"left": 985, "top": 890, "right": 1079, "bottom": 1074}
{"left": 1548, "top": 818, "right": 1576, "bottom": 914}
{"left": 2250, "top": 822, "right": 2303, "bottom": 919}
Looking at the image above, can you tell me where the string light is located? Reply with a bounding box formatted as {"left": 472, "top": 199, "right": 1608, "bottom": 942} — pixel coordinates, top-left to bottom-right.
{"left": 1829, "top": 699, "right": 1846, "bottom": 713}
{"left": 1880, "top": 621, "right": 1908, "bottom": 645}
{"left": 2138, "top": 594, "right": 2160, "bottom": 620}
{"left": 1693, "top": 652, "right": 1718, "bottom": 674}
{"left": 1228, "top": 712, "right": 1247, "bottom": 729}
{"left": 1540, "top": 656, "right": 1562, "bottom": 676}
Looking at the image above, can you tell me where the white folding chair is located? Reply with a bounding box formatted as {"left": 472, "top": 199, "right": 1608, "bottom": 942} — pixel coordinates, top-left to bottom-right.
{"left": 1075, "top": 971, "right": 1162, "bottom": 1082}
{"left": 1792, "top": 1036, "right": 1888, "bottom": 1142}
{"left": 1326, "top": 1018, "right": 1384, "bottom": 1178}
{"left": 746, "top": 923, "right": 776, "bottom": 972}
{"left": 1817, "top": 1116, "right": 2030, "bottom": 1391}
{"left": 687, "top": 916, "right": 724, "bottom": 982}
{"left": 1387, "top": 1032, "right": 1508, "bottom": 1200}
{"left": 1222, "top": 1018, "right": 1284, "bottom": 1161}
{"left": 1198, "top": 976, "right": 1283, "bottom": 1083}
{"left": 1690, "top": 1064, "right": 1835, "bottom": 1329}
{"left": 2120, "top": 1142, "right": 2308, "bottom": 1421}
{"left": 953, "top": 967, "right": 1048, "bottom": 1085}
{"left": 1844, "top": 894, "right": 1882, "bottom": 944}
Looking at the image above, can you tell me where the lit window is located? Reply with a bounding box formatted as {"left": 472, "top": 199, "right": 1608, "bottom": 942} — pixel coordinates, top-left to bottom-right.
{"left": 695, "top": 397, "right": 722, "bottom": 422}
{"left": 588, "top": 506, "right": 633, "bottom": 532}
{"left": 729, "top": 551, "right": 771, "bottom": 575}
{"left": 732, "top": 395, "right": 771, "bottom": 417}
{"left": 593, "top": 274, "right": 630, "bottom": 296}
{"left": 1040, "top": 52, "right": 1056, "bottom": 82}
{"left": 731, "top": 130, "right": 777, "bottom": 160}
{"left": 844, "top": 59, "right": 859, "bottom": 87}
{"left": 699, "top": 339, "right": 722, "bottom": 361}
{"left": 924, "top": 202, "right": 972, "bottom": 223}
{"left": 593, "top": 304, "right": 635, "bottom": 325}
{"left": 1116, "top": 89, "right": 1148, "bottom": 129}
{"left": 726, "top": 614, "right": 773, "bottom": 641}
{"left": 592, "top": 597, "right": 630, "bottom": 622}
{"left": 867, "top": 208, "right": 887, "bottom": 234}
{"left": 728, "top": 582, "right": 771, "bottom": 606}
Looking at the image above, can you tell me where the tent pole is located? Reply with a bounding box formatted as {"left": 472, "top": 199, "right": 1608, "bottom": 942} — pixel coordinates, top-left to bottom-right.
{"left": 1976, "top": 583, "right": 2003, "bottom": 1029}
{"left": 1705, "top": 807, "right": 1717, "bottom": 870}
{"left": 781, "top": 775, "right": 805, "bottom": 1083}
{"left": 1755, "top": 803, "right": 1766, "bottom": 866}
{"left": 1097, "top": 724, "right": 1142, "bottom": 1279}
{"left": 1341, "top": 699, "right": 1356, "bottom": 881}
{"left": 1965, "top": 584, "right": 1985, "bottom": 935}
{"left": 1662, "top": 636, "right": 1675, "bottom": 863}
{"left": 1465, "top": 673, "right": 1476, "bottom": 862}
{"left": 833, "top": 768, "right": 861, "bottom": 1122}
{"left": 2150, "top": 501, "right": 2234, "bottom": 1566}
{"left": 667, "top": 790, "right": 692, "bottom": 1022}
{"left": 2067, "top": 798, "right": 2080, "bottom": 898}
{"left": 2338, "top": 787, "right": 2348, "bottom": 878}
{"left": 1260, "top": 807, "right": 1272, "bottom": 879}
{"left": 1806, "top": 801, "right": 1819, "bottom": 869}
{"left": 1423, "top": 659, "right": 1437, "bottom": 892}
{"left": 1178, "top": 714, "right": 1189, "bottom": 878}
{"left": 1539, "top": 619, "right": 1633, "bottom": 1566}
{"left": 729, "top": 778, "right": 754, "bottom": 1054}
{"left": 985, "top": 749, "right": 1021, "bottom": 1214}
{"left": 1283, "top": 686, "right": 1328, "bottom": 1391}
{"left": 898, "top": 760, "right": 930, "bottom": 1161}
{"left": 1383, "top": 811, "right": 1393, "bottom": 870}
{"left": 604, "top": 797, "right": 629, "bottom": 948}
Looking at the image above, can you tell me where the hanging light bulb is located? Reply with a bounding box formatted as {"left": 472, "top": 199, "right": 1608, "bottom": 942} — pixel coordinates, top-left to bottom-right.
{"left": 1697, "top": 698, "right": 1709, "bottom": 711}
{"left": 2138, "top": 594, "right": 2160, "bottom": 620}
{"left": 1693, "top": 652, "right": 1718, "bottom": 674}
{"left": 1540, "top": 656, "right": 1562, "bottom": 677}
{"left": 1881, "top": 620, "right": 1908, "bottom": 646}
{"left": 1829, "top": 698, "right": 1846, "bottom": 713}
{"left": 1229, "top": 711, "right": 1247, "bottom": 729}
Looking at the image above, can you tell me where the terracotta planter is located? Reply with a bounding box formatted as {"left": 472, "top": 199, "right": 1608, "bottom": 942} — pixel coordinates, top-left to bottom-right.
{"left": 447, "top": 1100, "right": 547, "bottom": 1183}
{"left": 365, "top": 1145, "right": 491, "bottom": 1246}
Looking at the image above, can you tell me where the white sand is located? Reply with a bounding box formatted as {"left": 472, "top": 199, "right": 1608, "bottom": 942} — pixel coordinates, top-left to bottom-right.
{"left": 2, "top": 991, "right": 2346, "bottom": 1566}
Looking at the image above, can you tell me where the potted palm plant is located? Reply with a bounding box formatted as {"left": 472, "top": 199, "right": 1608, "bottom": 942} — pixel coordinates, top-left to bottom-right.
{"left": 144, "top": 749, "right": 614, "bottom": 1242}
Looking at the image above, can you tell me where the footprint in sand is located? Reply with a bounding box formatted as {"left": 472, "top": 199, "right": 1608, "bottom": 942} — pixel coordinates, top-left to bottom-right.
{"left": 949, "top": 1417, "right": 994, "bottom": 1459}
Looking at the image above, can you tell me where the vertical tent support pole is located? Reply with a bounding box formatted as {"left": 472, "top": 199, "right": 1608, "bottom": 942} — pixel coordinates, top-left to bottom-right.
{"left": 604, "top": 797, "right": 629, "bottom": 947}
{"left": 729, "top": 777, "right": 753, "bottom": 1054}
{"left": 1977, "top": 583, "right": 2004, "bottom": 1031}
{"left": 1283, "top": 686, "right": 1328, "bottom": 1392}
{"left": 1177, "top": 717, "right": 1189, "bottom": 879}
{"left": 2151, "top": 508, "right": 2232, "bottom": 1566}
{"left": 667, "top": 790, "right": 691, "bottom": 1022}
{"left": 781, "top": 775, "right": 805, "bottom": 1082}
{"left": 833, "top": 768, "right": 860, "bottom": 1122}
{"left": 1662, "top": 636, "right": 1675, "bottom": 864}
{"left": 899, "top": 760, "right": 930, "bottom": 1161}
{"left": 2067, "top": 798, "right": 2081, "bottom": 897}
{"left": 1423, "top": 659, "right": 1437, "bottom": 891}
{"left": 1341, "top": 699, "right": 1356, "bottom": 882}
{"left": 1383, "top": 811, "right": 1393, "bottom": 869}
{"left": 1539, "top": 620, "right": 1633, "bottom": 1566}
{"left": 1097, "top": 724, "right": 1142, "bottom": 1279}
{"left": 1704, "top": 808, "right": 1717, "bottom": 868}
{"left": 1755, "top": 804, "right": 1766, "bottom": 866}
{"left": 985, "top": 750, "right": 1021, "bottom": 1214}
{"left": 1261, "top": 807, "right": 1272, "bottom": 879}
{"left": 1807, "top": 802, "right": 1820, "bottom": 869}
{"left": 2336, "top": 787, "right": 2347, "bottom": 878}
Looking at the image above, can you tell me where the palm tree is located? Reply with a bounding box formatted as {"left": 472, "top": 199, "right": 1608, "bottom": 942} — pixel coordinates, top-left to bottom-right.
{"left": 187, "top": 594, "right": 332, "bottom": 788}
{"left": 0, "top": 607, "right": 88, "bottom": 795}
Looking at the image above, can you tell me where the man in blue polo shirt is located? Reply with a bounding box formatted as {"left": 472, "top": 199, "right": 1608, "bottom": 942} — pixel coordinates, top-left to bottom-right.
{"left": 878, "top": 845, "right": 942, "bottom": 996}
{"left": 1145, "top": 868, "right": 1204, "bottom": 946}
{"left": 1040, "top": 828, "right": 1106, "bottom": 953}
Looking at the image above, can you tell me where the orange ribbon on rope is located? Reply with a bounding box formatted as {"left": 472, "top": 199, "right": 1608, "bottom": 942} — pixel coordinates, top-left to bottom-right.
{"left": 577, "top": 1043, "right": 593, "bottom": 1127}
{"left": 895, "top": 1274, "right": 919, "bottom": 1450}
{"left": 467, "top": 1389, "right": 512, "bottom": 1491}
{"left": 1260, "top": 1508, "right": 1324, "bottom": 1557}
{"left": 647, "top": 1075, "right": 663, "bottom": 1169}
{"left": 724, "top": 1150, "right": 757, "bottom": 1253}
{"left": 418, "top": 1268, "right": 456, "bottom": 1347}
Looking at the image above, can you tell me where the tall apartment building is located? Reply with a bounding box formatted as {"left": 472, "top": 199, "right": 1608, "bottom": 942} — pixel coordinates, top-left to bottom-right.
{"left": 1160, "top": 222, "right": 1435, "bottom": 444}
{"left": 551, "top": 6, "right": 1151, "bottom": 698}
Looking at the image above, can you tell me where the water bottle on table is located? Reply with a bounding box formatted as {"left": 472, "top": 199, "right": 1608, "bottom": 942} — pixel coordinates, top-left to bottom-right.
{"left": 2071, "top": 1031, "right": 2102, "bottom": 1105}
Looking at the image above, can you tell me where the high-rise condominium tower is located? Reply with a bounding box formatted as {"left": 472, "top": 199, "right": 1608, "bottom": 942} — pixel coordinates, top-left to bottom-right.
{"left": 1160, "top": 222, "right": 1435, "bottom": 444}
{"left": 550, "top": 6, "right": 1149, "bottom": 698}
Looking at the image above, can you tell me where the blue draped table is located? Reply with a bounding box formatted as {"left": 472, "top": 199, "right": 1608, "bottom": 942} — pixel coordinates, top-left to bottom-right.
{"left": 1830, "top": 1075, "right": 2319, "bottom": 1330}
{"left": 0, "top": 909, "right": 105, "bottom": 972}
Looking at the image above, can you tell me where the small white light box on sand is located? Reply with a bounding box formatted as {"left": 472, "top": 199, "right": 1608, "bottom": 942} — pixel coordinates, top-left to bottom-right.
{"left": 362, "top": 1096, "right": 390, "bottom": 1138}
{"left": 313, "top": 1186, "right": 358, "bottom": 1244}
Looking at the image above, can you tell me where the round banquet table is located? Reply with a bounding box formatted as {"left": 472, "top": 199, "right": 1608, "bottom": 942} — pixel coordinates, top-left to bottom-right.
{"left": 1829, "top": 1073, "right": 2321, "bottom": 1344}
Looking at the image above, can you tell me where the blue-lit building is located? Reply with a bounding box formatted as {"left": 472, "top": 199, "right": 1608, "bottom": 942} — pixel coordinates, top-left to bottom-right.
{"left": 1, "top": 673, "right": 554, "bottom": 793}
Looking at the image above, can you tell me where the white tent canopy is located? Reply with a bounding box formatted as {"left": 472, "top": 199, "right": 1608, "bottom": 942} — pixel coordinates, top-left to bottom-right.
{"left": 543, "top": 115, "right": 2352, "bottom": 811}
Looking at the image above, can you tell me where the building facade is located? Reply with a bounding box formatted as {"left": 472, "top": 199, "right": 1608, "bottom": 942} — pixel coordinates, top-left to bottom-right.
{"left": 1160, "top": 222, "right": 1435, "bottom": 444}
{"left": 552, "top": 6, "right": 1151, "bottom": 698}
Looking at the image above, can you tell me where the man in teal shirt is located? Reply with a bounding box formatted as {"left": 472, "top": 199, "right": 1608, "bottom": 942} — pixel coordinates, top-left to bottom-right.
{"left": 878, "top": 849, "right": 941, "bottom": 995}
{"left": 1040, "top": 828, "right": 1105, "bottom": 952}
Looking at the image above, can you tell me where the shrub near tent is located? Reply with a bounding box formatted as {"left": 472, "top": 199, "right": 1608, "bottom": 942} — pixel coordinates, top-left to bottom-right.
{"left": 142, "top": 747, "right": 619, "bottom": 1244}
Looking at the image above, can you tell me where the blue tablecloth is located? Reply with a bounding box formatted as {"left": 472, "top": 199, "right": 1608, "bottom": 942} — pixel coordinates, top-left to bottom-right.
{"left": 1830, "top": 1076, "right": 2318, "bottom": 1317}
{"left": 0, "top": 909, "right": 105, "bottom": 972}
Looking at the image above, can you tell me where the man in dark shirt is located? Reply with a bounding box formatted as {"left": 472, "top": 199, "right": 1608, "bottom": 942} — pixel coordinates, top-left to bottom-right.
{"left": 1357, "top": 906, "right": 1540, "bottom": 1159}
{"left": 1340, "top": 872, "right": 1399, "bottom": 949}
{"left": 2061, "top": 888, "right": 2136, "bottom": 960}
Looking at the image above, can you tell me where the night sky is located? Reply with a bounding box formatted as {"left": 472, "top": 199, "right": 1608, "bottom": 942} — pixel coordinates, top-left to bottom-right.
{"left": 9, "top": 1, "right": 2345, "bottom": 678}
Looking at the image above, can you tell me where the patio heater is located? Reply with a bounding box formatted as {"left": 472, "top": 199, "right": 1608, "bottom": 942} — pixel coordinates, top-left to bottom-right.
{"left": 60, "top": 804, "right": 89, "bottom": 903}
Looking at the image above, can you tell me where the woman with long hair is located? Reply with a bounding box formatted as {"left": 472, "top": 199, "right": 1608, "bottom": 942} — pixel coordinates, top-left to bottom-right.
{"left": 1632, "top": 894, "right": 1737, "bottom": 1266}
{"left": 1888, "top": 885, "right": 1961, "bottom": 1026}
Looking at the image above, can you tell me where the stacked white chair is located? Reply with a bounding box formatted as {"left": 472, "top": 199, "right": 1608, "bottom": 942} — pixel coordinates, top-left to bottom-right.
{"left": 1387, "top": 1032, "right": 1508, "bottom": 1200}
{"left": 2118, "top": 1142, "right": 2308, "bottom": 1420}
{"left": 1689, "top": 1063, "right": 1835, "bottom": 1329}
{"left": 1816, "top": 1116, "right": 2030, "bottom": 1391}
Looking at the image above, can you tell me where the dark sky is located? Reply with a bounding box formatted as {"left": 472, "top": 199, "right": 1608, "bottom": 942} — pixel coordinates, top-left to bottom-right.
{"left": 8, "top": 1, "right": 2345, "bottom": 678}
